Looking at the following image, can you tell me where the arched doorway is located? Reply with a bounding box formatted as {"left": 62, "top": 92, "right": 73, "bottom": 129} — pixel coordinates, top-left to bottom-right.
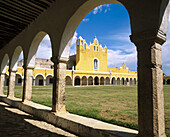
{"left": 112, "top": 77, "right": 116, "bottom": 85}
{"left": 117, "top": 77, "right": 120, "bottom": 85}
{"left": 88, "top": 76, "right": 93, "bottom": 85}
{"left": 75, "top": 76, "right": 80, "bottom": 86}
{"left": 167, "top": 79, "right": 170, "bottom": 85}
{"left": 66, "top": 76, "right": 72, "bottom": 86}
{"left": 82, "top": 76, "right": 87, "bottom": 86}
{"left": 126, "top": 78, "right": 129, "bottom": 86}
{"left": 15, "top": 73, "right": 22, "bottom": 86}
{"left": 35, "top": 75, "right": 44, "bottom": 86}
{"left": 106, "top": 77, "right": 110, "bottom": 85}
{"left": 121, "top": 78, "right": 125, "bottom": 85}
{"left": 130, "top": 78, "right": 133, "bottom": 85}
{"left": 100, "top": 77, "right": 104, "bottom": 85}
{"left": 94, "top": 76, "right": 99, "bottom": 85}
{"left": 134, "top": 78, "right": 137, "bottom": 85}
{"left": 5, "top": 74, "right": 9, "bottom": 86}
{"left": 46, "top": 75, "right": 53, "bottom": 86}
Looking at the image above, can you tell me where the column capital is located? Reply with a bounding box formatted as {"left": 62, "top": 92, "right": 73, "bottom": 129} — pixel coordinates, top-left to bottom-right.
{"left": 51, "top": 56, "right": 69, "bottom": 64}
{"left": 8, "top": 69, "right": 17, "bottom": 73}
{"left": 130, "top": 29, "right": 166, "bottom": 45}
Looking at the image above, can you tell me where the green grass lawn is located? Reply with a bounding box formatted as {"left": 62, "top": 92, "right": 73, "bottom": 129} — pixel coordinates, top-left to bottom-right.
{"left": 3, "top": 85, "right": 170, "bottom": 136}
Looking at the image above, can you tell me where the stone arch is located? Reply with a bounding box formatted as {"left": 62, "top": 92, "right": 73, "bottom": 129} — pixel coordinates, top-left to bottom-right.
{"left": 10, "top": 46, "right": 23, "bottom": 71}
{"left": 111, "top": 77, "right": 116, "bottom": 85}
{"left": 167, "top": 79, "right": 170, "bottom": 85}
{"left": 117, "top": 77, "right": 120, "bottom": 85}
{"left": 121, "top": 77, "right": 125, "bottom": 85}
{"left": 106, "top": 77, "right": 110, "bottom": 85}
{"left": 15, "top": 73, "right": 23, "bottom": 86}
{"left": 59, "top": 0, "right": 129, "bottom": 58}
{"left": 46, "top": 74, "right": 53, "bottom": 85}
{"left": 1, "top": 54, "right": 9, "bottom": 73}
{"left": 66, "top": 75, "right": 72, "bottom": 86}
{"left": 94, "top": 76, "right": 99, "bottom": 85}
{"left": 75, "top": 76, "right": 80, "bottom": 86}
{"left": 130, "top": 78, "right": 133, "bottom": 85}
{"left": 88, "top": 76, "right": 93, "bottom": 85}
{"left": 100, "top": 77, "right": 104, "bottom": 85}
{"left": 82, "top": 76, "right": 87, "bottom": 86}
{"left": 134, "top": 78, "right": 137, "bottom": 85}
{"left": 126, "top": 77, "right": 129, "bottom": 85}
{"left": 35, "top": 74, "right": 45, "bottom": 86}
{"left": 26, "top": 31, "right": 50, "bottom": 67}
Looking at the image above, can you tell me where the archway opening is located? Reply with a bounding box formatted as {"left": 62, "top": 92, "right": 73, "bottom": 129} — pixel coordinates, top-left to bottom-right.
{"left": 46, "top": 75, "right": 53, "bottom": 86}
{"left": 88, "top": 76, "right": 93, "bottom": 85}
{"left": 130, "top": 78, "right": 133, "bottom": 85}
{"left": 82, "top": 76, "right": 87, "bottom": 86}
{"left": 75, "top": 76, "right": 80, "bottom": 86}
{"left": 100, "top": 77, "right": 104, "bottom": 85}
{"left": 112, "top": 77, "right": 116, "bottom": 85}
{"left": 117, "top": 78, "right": 120, "bottom": 85}
{"left": 66, "top": 76, "right": 72, "bottom": 86}
{"left": 94, "top": 76, "right": 99, "bottom": 85}
{"left": 35, "top": 75, "right": 44, "bottom": 86}
{"left": 106, "top": 77, "right": 110, "bottom": 85}
{"left": 167, "top": 79, "right": 170, "bottom": 85}
{"left": 121, "top": 78, "right": 125, "bottom": 85}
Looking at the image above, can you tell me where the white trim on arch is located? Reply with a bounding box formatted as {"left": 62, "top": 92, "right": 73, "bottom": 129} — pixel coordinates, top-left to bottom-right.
{"left": 46, "top": 74, "right": 53, "bottom": 79}
{"left": 74, "top": 75, "right": 81, "bottom": 79}
{"left": 35, "top": 73, "right": 45, "bottom": 80}
{"left": 88, "top": 75, "right": 94, "bottom": 79}
{"left": 16, "top": 72, "right": 24, "bottom": 79}
{"left": 5, "top": 73, "right": 9, "bottom": 76}
{"left": 82, "top": 75, "right": 88, "bottom": 79}
{"left": 66, "top": 74, "right": 72, "bottom": 80}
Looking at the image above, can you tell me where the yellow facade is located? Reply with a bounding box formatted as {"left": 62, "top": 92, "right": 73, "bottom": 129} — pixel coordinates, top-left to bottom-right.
{"left": 5, "top": 37, "right": 140, "bottom": 86}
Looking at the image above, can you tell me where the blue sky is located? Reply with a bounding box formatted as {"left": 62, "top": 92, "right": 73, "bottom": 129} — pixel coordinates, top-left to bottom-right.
{"left": 30, "top": 4, "right": 170, "bottom": 75}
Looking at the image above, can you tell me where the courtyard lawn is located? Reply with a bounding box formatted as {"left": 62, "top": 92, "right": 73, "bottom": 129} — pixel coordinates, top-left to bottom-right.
{"left": 3, "top": 85, "right": 170, "bottom": 136}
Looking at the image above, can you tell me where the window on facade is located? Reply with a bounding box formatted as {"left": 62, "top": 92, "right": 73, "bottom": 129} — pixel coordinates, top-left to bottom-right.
{"left": 18, "top": 78, "right": 22, "bottom": 83}
{"left": 81, "top": 40, "right": 83, "bottom": 45}
{"left": 94, "top": 46, "right": 96, "bottom": 51}
{"left": 97, "top": 46, "right": 98, "bottom": 51}
{"left": 84, "top": 44, "right": 86, "bottom": 50}
{"left": 95, "top": 40, "right": 97, "bottom": 45}
{"left": 50, "top": 78, "right": 53, "bottom": 84}
{"left": 94, "top": 59, "right": 98, "bottom": 70}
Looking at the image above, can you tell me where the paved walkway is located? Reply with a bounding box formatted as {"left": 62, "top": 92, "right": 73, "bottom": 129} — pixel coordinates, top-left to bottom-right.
{"left": 0, "top": 102, "right": 78, "bottom": 137}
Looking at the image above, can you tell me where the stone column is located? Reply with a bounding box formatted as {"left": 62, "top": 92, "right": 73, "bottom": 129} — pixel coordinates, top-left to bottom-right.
{"left": 80, "top": 78, "right": 82, "bottom": 86}
{"left": 21, "top": 79, "right": 24, "bottom": 86}
{"left": 33, "top": 79, "right": 35, "bottom": 86}
{"left": 115, "top": 79, "right": 117, "bottom": 86}
{"left": 99, "top": 79, "right": 100, "bottom": 85}
{"left": 72, "top": 66, "right": 74, "bottom": 86}
{"left": 0, "top": 73, "right": 5, "bottom": 95}
{"left": 7, "top": 70, "right": 17, "bottom": 98}
{"left": 104, "top": 78, "right": 106, "bottom": 85}
{"left": 51, "top": 57, "right": 68, "bottom": 112}
{"left": 43, "top": 79, "right": 46, "bottom": 86}
{"left": 130, "top": 30, "right": 166, "bottom": 137}
{"left": 93, "top": 79, "right": 95, "bottom": 86}
{"left": 165, "top": 80, "right": 167, "bottom": 85}
{"left": 22, "top": 66, "right": 34, "bottom": 101}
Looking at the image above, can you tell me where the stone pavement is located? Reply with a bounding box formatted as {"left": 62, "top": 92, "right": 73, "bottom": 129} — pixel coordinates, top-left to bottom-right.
{"left": 0, "top": 102, "right": 78, "bottom": 137}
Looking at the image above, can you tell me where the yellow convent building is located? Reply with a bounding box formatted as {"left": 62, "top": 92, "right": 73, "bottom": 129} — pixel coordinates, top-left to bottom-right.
{"left": 5, "top": 37, "right": 138, "bottom": 86}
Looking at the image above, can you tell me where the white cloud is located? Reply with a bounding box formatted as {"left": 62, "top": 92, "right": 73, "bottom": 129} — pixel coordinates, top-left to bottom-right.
{"left": 36, "top": 35, "right": 52, "bottom": 59}
{"left": 107, "top": 48, "right": 137, "bottom": 71}
{"left": 83, "top": 18, "right": 90, "bottom": 22}
{"left": 93, "top": 5, "right": 110, "bottom": 14}
{"left": 70, "top": 32, "right": 78, "bottom": 55}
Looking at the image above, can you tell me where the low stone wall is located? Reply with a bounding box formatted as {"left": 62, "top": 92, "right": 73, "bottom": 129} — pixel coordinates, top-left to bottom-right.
{"left": 0, "top": 96, "right": 138, "bottom": 137}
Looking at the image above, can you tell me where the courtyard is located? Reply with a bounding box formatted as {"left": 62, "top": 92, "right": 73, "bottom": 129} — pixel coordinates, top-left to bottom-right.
{"left": 3, "top": 85, "right": 170, "bottom": 136}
